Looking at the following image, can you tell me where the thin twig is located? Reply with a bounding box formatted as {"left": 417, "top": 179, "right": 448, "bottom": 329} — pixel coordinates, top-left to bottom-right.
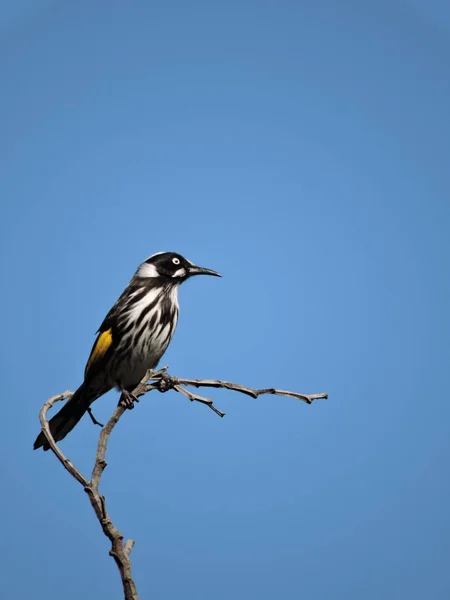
{"left": 39, "top": 368, "right": 328, "bottom": 600}
{"left": 173, "top": 384, "right": 226, "bottom": 417}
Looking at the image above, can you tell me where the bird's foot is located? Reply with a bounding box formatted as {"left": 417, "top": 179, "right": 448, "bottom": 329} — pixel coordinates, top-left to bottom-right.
{"left": 120, "top": 389, "right": 140, "bottom": 410}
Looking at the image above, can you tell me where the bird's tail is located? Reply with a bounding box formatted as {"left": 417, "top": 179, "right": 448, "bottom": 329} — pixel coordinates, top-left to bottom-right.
{"left": 33, "top": 383, "right": 90, "bottom": 451}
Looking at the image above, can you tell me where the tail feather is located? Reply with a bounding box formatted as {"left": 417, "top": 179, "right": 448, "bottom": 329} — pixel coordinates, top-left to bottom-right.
{"left": 34, "top": 384, "right": 90, "bottom": 451}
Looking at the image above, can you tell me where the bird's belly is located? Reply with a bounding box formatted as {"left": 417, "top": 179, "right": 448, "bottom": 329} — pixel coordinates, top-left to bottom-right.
{"left": 114, "top": 323, "right": 174, "bottom": 389}
{"left": 115, "top": 353, "right": 158, "bottom": 389}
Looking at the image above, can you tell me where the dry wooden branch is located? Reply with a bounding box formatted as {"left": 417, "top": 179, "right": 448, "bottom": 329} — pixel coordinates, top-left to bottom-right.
{"left": 39, "top": 395, "right": 139, "bottom": 600}
{"left": 38, "top": 369, "right": 328, "bottom": 599}
{"left": 39, "top": 392, "right": 88, "bottom": 487}
{"left": 144, "top": 367, "right": 328, "bottom": 416}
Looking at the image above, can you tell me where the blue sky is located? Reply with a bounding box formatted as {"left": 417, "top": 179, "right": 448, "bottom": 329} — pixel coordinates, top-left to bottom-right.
{"left": 1, "top": 1, "right": 449, "bottom": 599}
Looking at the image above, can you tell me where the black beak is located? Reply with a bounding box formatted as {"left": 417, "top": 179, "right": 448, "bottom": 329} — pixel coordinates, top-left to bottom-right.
{"left": 188, "top": 264, "right": 222, "bottom": 278}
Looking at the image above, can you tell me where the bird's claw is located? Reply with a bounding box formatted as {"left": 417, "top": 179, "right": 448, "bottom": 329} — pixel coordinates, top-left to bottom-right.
{"left": 120, "top": 389, "right": 140, "bottom": 409}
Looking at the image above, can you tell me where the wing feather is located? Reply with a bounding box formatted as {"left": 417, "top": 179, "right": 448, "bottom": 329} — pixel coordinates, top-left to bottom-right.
{"left": 85, "top": 327, "right": 113, "bottom": 380}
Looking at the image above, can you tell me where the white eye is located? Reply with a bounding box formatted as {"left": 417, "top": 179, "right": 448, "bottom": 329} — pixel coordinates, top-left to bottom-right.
{"left": 172, "top": 257, "right": 180, "bottom": 265}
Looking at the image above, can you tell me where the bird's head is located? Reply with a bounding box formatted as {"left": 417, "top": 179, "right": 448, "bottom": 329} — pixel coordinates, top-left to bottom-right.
{"left": 136, "top": 252, "right": 221, "bottom": 282}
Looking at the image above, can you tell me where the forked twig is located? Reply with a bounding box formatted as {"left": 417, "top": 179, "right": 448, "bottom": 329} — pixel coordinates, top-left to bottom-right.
{"left": 38, "top": 368, "right": 328, "bottom": 600}
{"left": 144, "top": 367, "right": 328, "bottom": 416}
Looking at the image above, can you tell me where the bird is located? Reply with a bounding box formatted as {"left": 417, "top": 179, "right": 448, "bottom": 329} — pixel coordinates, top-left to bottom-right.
{"left": 34, "top": 252, "right": 221, "bottom": 451}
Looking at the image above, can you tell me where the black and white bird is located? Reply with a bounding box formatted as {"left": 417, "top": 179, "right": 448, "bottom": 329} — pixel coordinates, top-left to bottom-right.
{"left": 34, "top": 252, "right": 220, "bottom": 450}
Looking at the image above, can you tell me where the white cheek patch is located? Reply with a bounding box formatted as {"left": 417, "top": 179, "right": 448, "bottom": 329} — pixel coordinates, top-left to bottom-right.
{"left": 172, "top": 267, "right": 187, "bottom": 278}
{"left": 137, "top": 263, "right": 160, "bottom": 278}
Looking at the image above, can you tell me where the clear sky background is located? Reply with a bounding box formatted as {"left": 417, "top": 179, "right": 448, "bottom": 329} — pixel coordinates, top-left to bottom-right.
{"left": 1, "top": 1, "right": 449, "bottom": 599}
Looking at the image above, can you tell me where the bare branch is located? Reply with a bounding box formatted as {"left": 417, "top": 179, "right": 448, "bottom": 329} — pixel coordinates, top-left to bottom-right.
{"left": 173, "top": 384, "right": 226, "bottom": 417}
{"left": 144, "top": 370, "right": 328, "bottom": 416}
{"left": 85, "top": 400, "right": 140, "bottom": 600}
{"left": 40, "top": 396, "right": 139, "bottom": 599}
{"left": 39, "top": 392, "right": 88, "bottom": 487}
{"left": 38, "top": 367, "right": 328, "bottom": 600}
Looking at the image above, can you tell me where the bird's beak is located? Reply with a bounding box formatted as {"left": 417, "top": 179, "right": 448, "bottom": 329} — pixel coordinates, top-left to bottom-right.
{"left": 188, "top": 264, "right": 222, "bottom": 278}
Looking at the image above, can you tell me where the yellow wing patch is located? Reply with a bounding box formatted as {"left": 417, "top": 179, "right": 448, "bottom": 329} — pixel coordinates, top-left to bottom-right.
{"left": 86, "top": 328, "right": 113, "bottom": 376}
